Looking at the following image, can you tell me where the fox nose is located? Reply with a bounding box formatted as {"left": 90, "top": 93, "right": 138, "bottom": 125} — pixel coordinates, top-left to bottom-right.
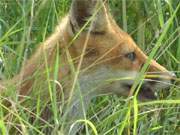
{"left": 169, "top": 72, "right": 176, "bottom": 84}
{"left": 164, "top": 71, "right": 176, "bottom": 84}
{"left": 170, "top": 72, "right": 176, "bottom": 78}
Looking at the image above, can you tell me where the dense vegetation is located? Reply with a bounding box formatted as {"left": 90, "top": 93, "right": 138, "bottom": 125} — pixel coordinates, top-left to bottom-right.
{"left": 0, "top": 0, "right": 179, "bottom": 134}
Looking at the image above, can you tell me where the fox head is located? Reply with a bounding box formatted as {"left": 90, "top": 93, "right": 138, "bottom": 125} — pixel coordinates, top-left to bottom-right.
{"left": 66, "top": 0, "right": 176, "bottom": 99}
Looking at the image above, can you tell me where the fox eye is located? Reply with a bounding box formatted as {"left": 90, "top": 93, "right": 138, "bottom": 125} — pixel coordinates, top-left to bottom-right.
{"left": 125, "top": 52, "right": 136, "bottom": 61}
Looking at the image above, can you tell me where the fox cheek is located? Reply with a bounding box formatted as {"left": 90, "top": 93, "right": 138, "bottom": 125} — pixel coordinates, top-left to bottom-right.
{"left": 133, "top": 61, "right": 144, "bottom": 71}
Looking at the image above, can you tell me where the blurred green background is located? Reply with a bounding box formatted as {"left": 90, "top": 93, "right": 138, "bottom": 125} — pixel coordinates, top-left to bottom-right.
{"left": 0, "top": 0, "right": 179, "bottom": 134}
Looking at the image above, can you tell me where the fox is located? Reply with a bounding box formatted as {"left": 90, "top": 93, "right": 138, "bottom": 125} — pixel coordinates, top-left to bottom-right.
{"left": 0, "top": 0, "right": 176, "bottom": 134}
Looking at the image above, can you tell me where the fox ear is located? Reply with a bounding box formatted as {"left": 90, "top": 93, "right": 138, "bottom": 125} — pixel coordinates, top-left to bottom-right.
{"left": 70, "top": 0, "right": 109, "bottom": 34}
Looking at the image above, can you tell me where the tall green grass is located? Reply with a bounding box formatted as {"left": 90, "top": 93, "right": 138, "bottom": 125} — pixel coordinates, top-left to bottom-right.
{"left": 0, "top": 0, "right": 179, "bottom": 135}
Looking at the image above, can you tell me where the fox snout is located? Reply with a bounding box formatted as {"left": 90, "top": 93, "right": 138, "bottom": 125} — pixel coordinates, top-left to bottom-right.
{"left": 136, "top": 61, "right": 176, "bottom": 100}
{"left": 122, "top": 71, "right": 176, "bottom": 100}
{"left": 147, "top": 60, "right": 176, "bottom": 84}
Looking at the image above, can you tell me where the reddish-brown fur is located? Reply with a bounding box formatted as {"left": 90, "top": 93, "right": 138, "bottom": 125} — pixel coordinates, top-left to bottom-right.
{"left": 1, "top": 0, "right": 175, "bottom": 104}
{"left": 0, "top": 0, "right": 175, "bottom": 133}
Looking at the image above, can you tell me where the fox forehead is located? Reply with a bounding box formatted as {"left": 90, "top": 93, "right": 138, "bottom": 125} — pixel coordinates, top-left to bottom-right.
{"left": 73, "top": 25, "right": 137, "bottom": 55}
